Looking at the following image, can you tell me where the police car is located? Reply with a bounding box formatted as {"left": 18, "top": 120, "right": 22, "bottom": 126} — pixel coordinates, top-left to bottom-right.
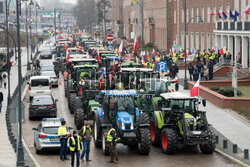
{"left": 32, "top": 118, "right": 71, "bottom": 154}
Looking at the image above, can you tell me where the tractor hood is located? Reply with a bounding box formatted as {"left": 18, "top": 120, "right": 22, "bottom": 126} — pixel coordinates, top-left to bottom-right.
{"left": 88, "top": 100, "right": 100, "bottom": 110}
{"left": 116, "top": 112, "right": 134, "bottom": 131}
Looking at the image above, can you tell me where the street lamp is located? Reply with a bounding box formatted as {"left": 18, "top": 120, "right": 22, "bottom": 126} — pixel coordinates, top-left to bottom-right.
{"left": 54, "top": 8, "right": 57, "bottom": 40}
{"left": 29, "top": 0, "right": 34, "bottom": 63}
{"left": 182, "top": 0, "right": 203, "bottom": 89}
{"left": 25, "top": 1, "right": 31, "bottom": 70}
{"left": 35, "top": 2, "right": 40, "bottom": 44}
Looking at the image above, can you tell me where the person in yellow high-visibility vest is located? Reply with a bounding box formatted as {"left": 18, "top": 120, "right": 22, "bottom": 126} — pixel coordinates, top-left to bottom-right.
{"left": 69, "top": 131, "right": 82, "bottom": 167}
{"left": 79, "top": 123, "right": 92, "bottom": 161}
{"left": 106, "top": 125, "right": 118, "bottom": 163}
{"left": 196, "top": 49, "right": 201, "bottom": 62}
{"left": 202, "top": 49, "right": 207, "bottom": 65}
{"left": 58, "top": 120, "right": 69, "bottom": 161}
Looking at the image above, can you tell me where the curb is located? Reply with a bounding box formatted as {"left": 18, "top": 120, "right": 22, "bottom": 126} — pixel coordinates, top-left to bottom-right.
{"left": 215, "top": 149, "right": 250, "bottom": 167}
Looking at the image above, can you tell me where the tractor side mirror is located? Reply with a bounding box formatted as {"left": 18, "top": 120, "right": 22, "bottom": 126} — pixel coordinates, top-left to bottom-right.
{"left": 202, "top": 99, "right": 206, "bottom": 107}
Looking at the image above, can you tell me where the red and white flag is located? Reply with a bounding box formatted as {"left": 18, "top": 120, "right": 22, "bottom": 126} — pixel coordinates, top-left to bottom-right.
{"left": 133, "top": 38, "right": 138, "bottom": 53}
{"left": 112, "top": 60, "right": 116, "bottom": 72}
{"left": 244, "top": 4, "right": 250, "bottom": 14}
{"left": 98, "top": 74, "right": 104, "bottom": 91}
{"left": 109, "top": 74, "right": 113, "bottom": 87}
{"left": 60, "top": 35, "right": 63, "bottom": 39}
{"left": 64, "top": 44, "right": 68, "bottom": 51}
{"left": 96, "top": 51, "right": 100, "bottom": 64}
{"left": 133, "top": 77, "right": 136, "bottom": 86}
{"left": 65, "top": 54, "right": 70, "bottom": 65}
{"left": 210, "top": 9, "right": 216, "bottom": 16}
{"left": 190, "top": 79, "right": 200, "bottom": 97}
{"left": 220, "top": 48, "right": 224, "bottom": 55}
{"left": 117, "top": 41, "right": 123, "bottom": 53}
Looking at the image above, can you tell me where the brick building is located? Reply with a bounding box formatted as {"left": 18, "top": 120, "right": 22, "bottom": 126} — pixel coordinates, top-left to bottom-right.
{"left": 117, "top": 0, "right": 250, "bottom": 68}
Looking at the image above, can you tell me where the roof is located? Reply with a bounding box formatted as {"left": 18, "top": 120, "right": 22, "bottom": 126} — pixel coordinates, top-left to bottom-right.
{"left": 67, "top": 48, "right": 81, "bottom": 51}
{"left": 160, "top": 92, "right": 196, "bottom": 100}
{"left": 121, "top": 68, "right": 153, "bottom": 72}
{"left": 73, "top": 64, "right": 98, "bottom": 69}
{"left": 33, "top": 95, "right": 52, "bottom": 99}
{"left": 69, "top": 58, "right": 97, "bottom": 62}
{"left": 30, "top": 76, "right": 50, "bottom": 80}
{"left": 100, "top": 90, "right": 137, "bottom": 96}
{"left": 42, "top": 118, "right": 65, "bottom": 127}
{"left": 104, "top": 56, "right": 120, "bottom": 60}
{"left": 121, "top": 62, "right": 141, "bottom": 66}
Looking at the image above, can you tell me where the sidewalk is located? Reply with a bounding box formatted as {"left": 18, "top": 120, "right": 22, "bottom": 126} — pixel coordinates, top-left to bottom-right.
{"left": 177, "top": 70, "right": 250, "bottom": 151}
{"left": 0, "top": 47, "right": 29, "bottom": 166}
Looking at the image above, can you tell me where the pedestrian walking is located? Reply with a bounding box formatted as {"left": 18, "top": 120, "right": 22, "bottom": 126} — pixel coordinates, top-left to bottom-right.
{"left": 36, "top": 59, "right": 40, "bottom": 71}
{"left": 69, "top": 131, "right": 82, "bottom": 167}
{"left": 1, "top": 71, "right": 8, "bottom": 89}
{"left": 188, "top": 63, "right": 194, "bottom": 81}
{"left": 106, "top": 125, "right": 119, "bottom": 163}
{"left": 208, "top": 61, "right": 214, "bottom": 80}
{"left": 193, "top": 68, "right": 199, "bottom": 81}
{"left": 79, "top": 122, "right": 92, "bottom": 162}
{"left": 58, "top": 120, "right": 69, "bottom": 161}
{"left": 0, "top": 91, "right": 3, "bottom": 113}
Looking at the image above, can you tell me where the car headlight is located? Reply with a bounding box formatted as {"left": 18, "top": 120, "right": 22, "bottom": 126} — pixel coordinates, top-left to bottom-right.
{"left": 121, "top": 122, "right": 125, "bottom": 130}
{"left": 130, "top": 122, "right": 134, "bottom": 130}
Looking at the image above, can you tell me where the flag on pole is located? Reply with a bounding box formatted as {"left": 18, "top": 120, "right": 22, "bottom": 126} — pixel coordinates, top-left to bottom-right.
{"left": 220, "top": 48, "right": 224, "bottom": 55}
{"left": 133, "top": 37, "right": 138, "bottom": 53}
{"left": 230, "top": 10, "right": 235, "bottom": 19}
{"left": 96, "top": 51, "right": 100, "bottom": 64}
{"left": 244, "top": 4, "right": 250, "bottom": 14}
{"left": 234, "top": 10, "right": 239, "bottom": 22}
{"left": 98, "top": 74, "right": 104, "bottom": 91}
{"left": 222, "top": 11, "right": 228, "bottom": 19}
{"left": 64, "top": 44, "right": 68, "bottom": 51}
{"left": 65, "top": 54, "right": 70, "bottom": 65}
{"left": 133, "top": 77, "right": 136, "bottom": 86}
{"left": 210, "top": 9, "right": 215, "bottom": 16}
{"left": 112, "top": 60, "right": 116, "bottom": 72}
{"left": 118, "top": 41, "right": 123, "bottom": 53}
{"left": 217, "top": 11, "right": 222, "bottom": 19}
{"left": 190, "top": 79, "right": 200, "bottom": 97}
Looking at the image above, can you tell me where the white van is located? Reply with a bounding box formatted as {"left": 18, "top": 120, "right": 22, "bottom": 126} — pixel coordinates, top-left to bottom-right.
{"left": 28, "top": 76, "right": 52, "bottom": 100}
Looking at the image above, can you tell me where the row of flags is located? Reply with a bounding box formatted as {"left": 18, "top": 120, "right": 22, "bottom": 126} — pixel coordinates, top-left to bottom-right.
{"left": 210, "top": 4, "right": 250, "bottom": 22}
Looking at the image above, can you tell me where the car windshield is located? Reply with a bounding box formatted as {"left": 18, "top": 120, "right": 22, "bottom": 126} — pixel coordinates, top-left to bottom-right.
{"left": 31, "top": 79, "right": 49, "bottom": 87}
{"left": 41, "top": 66, "right": 54, "bottom": 71}
{"left": 32, "top": 96, "right": 53, "bottom": 105}
{"left": 41, "top": 49, "right": 50, "bottom": 54}
{"left": 68, "top": 50, "right": 83, "bottom": 55}
{"left": 110, "top": 97, "right": 134, "bottom": 114}
{"left": 41, "top": 72, "right": 56, "bottom": 77}
{"left": 43, "top": 127, "right": 59, "bottom": 134}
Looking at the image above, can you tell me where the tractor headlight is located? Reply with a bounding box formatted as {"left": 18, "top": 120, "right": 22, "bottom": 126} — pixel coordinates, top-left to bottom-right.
{"left": 121, "top": 122, "right": 125, "bottom": 130}
{"left": 130, "top": 122, "right": 134, "bottom": 130}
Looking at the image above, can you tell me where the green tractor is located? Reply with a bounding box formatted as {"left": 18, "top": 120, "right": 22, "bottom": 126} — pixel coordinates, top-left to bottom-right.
{"left": 93, "top": 90, "right": 151, "bottom": 155}
{"left": 120, "top": 62, "right": 143, "bottom": 68}
{"left": 150, "top": 92, "right": 216, "bottom": 154}
{"left": 67, "top": 64, "right": 99, "bottom": 116}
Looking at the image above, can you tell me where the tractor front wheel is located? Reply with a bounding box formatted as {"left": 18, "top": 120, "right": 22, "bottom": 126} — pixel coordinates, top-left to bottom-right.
{"left": 64, "top": 81, "right": 67, "bottom": 97}
{"left": 160, "top": 128, "right": 178, "bottom": 154}
{"left": 200, "top": 126, "right": 216, "bottom": 154}
{"left": 69, "top": 93, "right": 77, "bottom": 114}
{"left": 75, "top": 108, "right": 85, "bottom": 130}
{"left": 138, "top": 128, "right": 151, "bottom": 155}
{"left": 93, "top": 118, "right": 101, "bottom": 148}
{"left": 102, "top": 129, "right": 110, "bottom": 155}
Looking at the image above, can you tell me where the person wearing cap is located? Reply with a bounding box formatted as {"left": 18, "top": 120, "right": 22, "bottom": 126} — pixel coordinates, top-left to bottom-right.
{"left": 69, "top": 130, "right": 82, "bottom": 167}
{"left": 58, "top": 120, "right": 69, "bottom": 161}
{"left": 79, "top": 122, "right": 92, "bottom": 161}
{"left": 106, "top": 125, "right": 118, "bottom": 163}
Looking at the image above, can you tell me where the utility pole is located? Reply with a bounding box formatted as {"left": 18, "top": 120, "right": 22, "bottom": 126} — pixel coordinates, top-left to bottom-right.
{"left": 54, "top": 8, "right": 56, "bottom": 40}
{"left": 183, "top": 0, "right": 188, "bottom": 89}
{"left": 58, "top": 8, "right": 61, "bottom": 34}
{"left": 103, "top": 8, "right": 106, "bottom": 40}
{"left": 29, "top": 4, "right": 33, "bottom": 62}
{"left": 5, "top": 0, "right": 10, "bottom": 104}
{"left": 26, "top": 2, "right": 30, "bottom": 70}
{"left": 140, "top": 0, "right": 144, "bottom": 48}
{"left": 16, "top": 0, "right": 25, "bottom": 165}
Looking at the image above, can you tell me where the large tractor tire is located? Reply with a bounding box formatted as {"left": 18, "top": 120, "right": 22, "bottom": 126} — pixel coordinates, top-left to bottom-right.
{"left": 102, "top": 129, "right": 110, "bottom": 155}
{"left": 160, "top": 128, "right": 178, "bottom": 154}
{"left": 199, "top": 126, "right": 216, "bottom": 154}
{"left": 150, "top": 121, "right": 161, "bottom": 147}
{"left": 139, "top": 112, "right": 150, "bottom": 124}
{"left": 74, "top": 97, "right": 83, "bottom": 114}
{"left": 64, "top": 81, "right": 68, "bottom": 97}
{"left": 67, "top": 80, "right": 73, "bottom": 103}
{"left": 69, "top": 93, "right": 77, "bottom": 114}
{"left": 93, "top": 116, "right": 102, "bottom": 148}
{"left": 75, "top": 108, "right": 85, "bottom": 130}
{"left": 138, "top": 128, "right": 151, "bottom": 155}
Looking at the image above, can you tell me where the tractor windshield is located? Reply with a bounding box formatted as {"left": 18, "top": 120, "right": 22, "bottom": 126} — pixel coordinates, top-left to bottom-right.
{"left": 168, "top": 99, "right": 195, "bottom": 113}
{"left": 145, "top": 80, "right": 167, "bottom": 92}
{"left": 68, "top": 50, "right": 83, "bottom": 55}
{"left": 78, "top": 68, "right": 97, "bottom": 80}
{"left": 109, "top": 97, "right": 134, "bottom": 115}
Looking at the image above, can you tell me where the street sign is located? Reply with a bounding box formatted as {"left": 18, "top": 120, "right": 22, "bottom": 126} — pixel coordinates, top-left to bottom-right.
{"left": 108, "top": 42, "right": 113, "bottom": 50}
{"left": 158, "top": 61, "right": 167, "bottom": 72}
{"left": 107, "top": 34, "right": 114, "bottom": 41}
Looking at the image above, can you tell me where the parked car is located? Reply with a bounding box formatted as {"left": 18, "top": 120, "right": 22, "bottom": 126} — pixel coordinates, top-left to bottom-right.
{"left": 29, "top": 95, "right": 58, "bottom": 120}
{"left": 28, "top": 76, "right": 52, "bottom": 101}
{"left": 32, "top": 118, "right": 71, "bottom": 154}
{"left": 40, "top": 49, "right": 52, "bottom": 59}
{"left": 40, "top": 71, "right": 58, "bottom": 87}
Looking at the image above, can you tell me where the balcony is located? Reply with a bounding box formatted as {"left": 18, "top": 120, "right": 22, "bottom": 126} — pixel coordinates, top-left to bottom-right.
{"left": 217, "top": 22, "right": 222, "bottom": 30}
{"left": 244, "top": 21, "right": 250, "bottom": 31}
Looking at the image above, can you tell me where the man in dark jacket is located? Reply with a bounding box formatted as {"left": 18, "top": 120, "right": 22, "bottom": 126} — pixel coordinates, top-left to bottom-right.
{"left": 69, "top": 130, "right": 82, "bottom": 167}
{"left": 106, "top": 125, "right": 118, "bottom": 163}
{"left": 0, "top": 92, "right": 3, "bottom": 113}
{"left": 208, "top": 61, "right": 214, "bottom": 80}
{"left": 193, "top": 68, "right": 199, "bottom": 81}
{"left": 79, "top": 122, "right": 92, "bottom": 161}
{"left": 188, "top": 63, "right": 194, "bottom": 81}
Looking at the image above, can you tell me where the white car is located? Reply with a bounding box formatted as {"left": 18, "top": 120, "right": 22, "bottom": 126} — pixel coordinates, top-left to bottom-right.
{"left": 28, "top": 76, "right": 52, "bottom": 101}
{"left": 40, "top": 71, "right": 58, "bottom": 87}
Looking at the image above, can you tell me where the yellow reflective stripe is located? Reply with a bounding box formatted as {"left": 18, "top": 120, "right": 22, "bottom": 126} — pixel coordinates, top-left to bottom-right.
{"left": 69, "top": 136, "right": 81, "bottom": 151}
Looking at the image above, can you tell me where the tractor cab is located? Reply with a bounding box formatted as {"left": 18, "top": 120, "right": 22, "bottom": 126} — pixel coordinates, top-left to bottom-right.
{"left": 100, "top": 54, "right": 121, "bottom": 72}
{"left": 120, "top": 61, "right": 143, "bottom": 68}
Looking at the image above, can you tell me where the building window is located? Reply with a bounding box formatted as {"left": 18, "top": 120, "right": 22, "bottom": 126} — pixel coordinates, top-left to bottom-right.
{"left": 201, "top": 33, "right": 204, "bottom": 51}
{"left": 191, "top": 7, "right": 194, "bottom": 23}
{"left": 213, "top": 4, "right": 216, "bottom": 22}
{"left": 186, "top": 8, "right": 189, "bottom": 23}
{"left": 213, "top": 34, "right": 216, "bottom": 47}
{"left": 174, "top": 10, "right": 176, "bottom": 24}
{"left": 186, "top": 32, "right": 189, "bottom": 49}
{"left": 201, "top": 6, "right": 205, "bottom": 23}
{"left": 181, "top": 32, "right": 185, "bottom": 48}
{"left": 207, "top": 33, "right": 210, "bottom": 49}
{"left": 182, "top": 9, "right": 184, "bottom": 23}
{"left": 207, "top": 6, "right": 210, "bottom": 23}
{"left": 0, "top": 2, "right": 3, "bottom": 14}
{"left": 176, "top": 35, "right": 179, "bottom": 45}
{"left": 196, "top": 32, "right": 199, "bottom": 49}
{"left": 191, "top": 32, "right": 194, "bottom": 50}
{"left": 196, "top": 6, "right": 199, "bottom": 23}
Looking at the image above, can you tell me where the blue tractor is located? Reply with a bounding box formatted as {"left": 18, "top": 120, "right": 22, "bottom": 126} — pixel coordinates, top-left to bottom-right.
{"left": 93, "top": 90, "right": 151, "bottom": 155}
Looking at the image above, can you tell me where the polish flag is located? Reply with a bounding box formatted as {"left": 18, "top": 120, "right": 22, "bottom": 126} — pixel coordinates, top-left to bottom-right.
{"left": 117, "top": 41, "right": 123, "bottom": 53}
{"left": 190, "top": 79, "right": 200, "bottom": 97}
{"left": 220, "top": 48, "right": 224, "bottom": 55}
{"left": 109, "top": 74, "right": 113, "bottom": 87}
{"left": 244, "top": 4, "right": 250, "bottom": 14}
{"left": 98, "top": 74, "right": 104, "bottom": 91}
{"left": 60, "top": 35, "right": 63, "bottom": 39}
{"left": 133, "top": 38, "right": 138, "bottom": 53}
{"left": 112, "top": 60, "right": 116, "bottom": 72}
{"left": 210, "top": 9, "right": 216, "bottom": 16}
{"left": 133, "top": 77, "right": 136, "bottom": 86}
{"left": 78, "top": 87, "right": 82, "bottom": 96}
{"left": 96, "top": 51, "right": 100, "bottom": 64}
{"left": 64, "top": 44, "right": 68, "bottom": 51}
{"left": 65, "top": 54, "right": 70, "bottom": 65}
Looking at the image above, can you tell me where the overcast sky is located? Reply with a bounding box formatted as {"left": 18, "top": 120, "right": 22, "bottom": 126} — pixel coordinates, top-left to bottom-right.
{"left": 61, "top": 0, "right": 77, "bottom": 4}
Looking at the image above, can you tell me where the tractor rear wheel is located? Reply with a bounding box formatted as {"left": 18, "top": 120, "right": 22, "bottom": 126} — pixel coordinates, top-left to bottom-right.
{"left": 64, "top": 81, "right": 67, "bottom": 97}
{"left": 102, "top": 129, "right": 110, "bottom": 155}
{"left": 139, "top": 112, "right": 150, "bottom": 124}
{"left": 200, "top": 126, "right": 216, "bottom": 154}
{"left": 160, "top": 128, "right": 178, "bottom": 154}
{"left": 138, "top": 128, "right": 151, "bottom": 155}
{"left": 74, "top": 97, "right": 83, "bottom": 114}
{"left": 69, "top": 93, "right": 77, "bottom": 114}
{"left": 75, "top": 108, "right": 85, "bottom": 130}
{"left": 93, "top": 117, "right": 101, "bottom": 148}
